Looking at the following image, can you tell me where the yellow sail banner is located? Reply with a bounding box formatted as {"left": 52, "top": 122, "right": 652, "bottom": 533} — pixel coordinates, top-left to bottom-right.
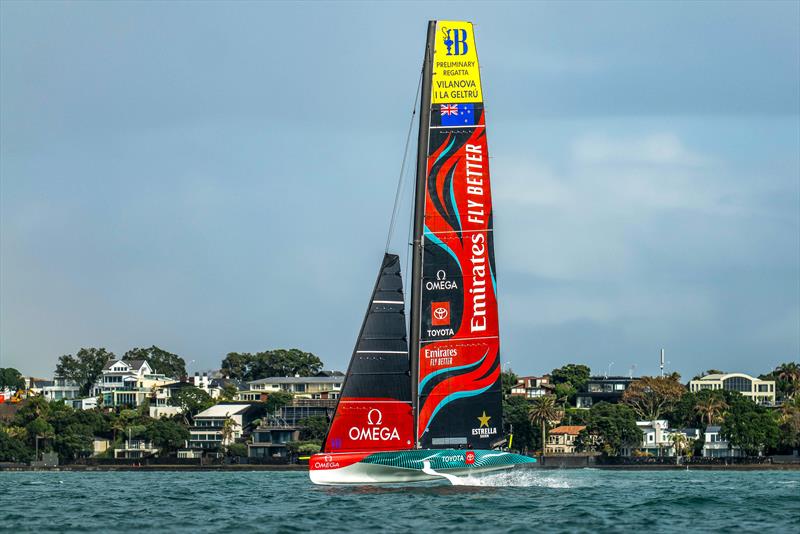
{"left": 431, "top": 20, "right": 482, "bottom": 104}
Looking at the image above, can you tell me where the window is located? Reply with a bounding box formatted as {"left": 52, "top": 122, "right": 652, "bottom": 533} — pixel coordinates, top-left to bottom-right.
{"left": 723, "top": 377, "right": 752, "bottom": 392}
{"left": 295, "top": 384, "right": 306, "bottom": 393}
{"left": 757, "top": 384, "right": 770, "bottom": 392}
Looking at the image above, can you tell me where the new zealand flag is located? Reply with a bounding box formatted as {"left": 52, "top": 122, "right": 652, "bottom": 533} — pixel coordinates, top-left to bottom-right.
{"left": 440, "top": 103, "right": 475, "bottom": 126}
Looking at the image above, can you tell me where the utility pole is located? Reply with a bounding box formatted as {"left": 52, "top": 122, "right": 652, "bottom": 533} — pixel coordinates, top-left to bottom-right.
{"left": 660, "top": 349, "right": 665, "bottom": 378}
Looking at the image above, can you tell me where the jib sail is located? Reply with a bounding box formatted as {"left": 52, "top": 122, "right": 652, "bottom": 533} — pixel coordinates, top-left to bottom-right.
{"left": 322, "top": 254, "right": 414, "bottom": 453}
{"left": 411, "top": 21, "right": 503, "bottom": 449}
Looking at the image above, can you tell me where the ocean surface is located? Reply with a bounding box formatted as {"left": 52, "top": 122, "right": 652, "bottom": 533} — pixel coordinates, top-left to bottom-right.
{"left": 1, "top": 469, "right": 798, "bottom": 532}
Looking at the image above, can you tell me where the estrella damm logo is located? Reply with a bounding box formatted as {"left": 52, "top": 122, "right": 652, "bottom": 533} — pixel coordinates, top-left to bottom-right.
{"left": 441, "top": 26, "right": 468, "bottom": 55}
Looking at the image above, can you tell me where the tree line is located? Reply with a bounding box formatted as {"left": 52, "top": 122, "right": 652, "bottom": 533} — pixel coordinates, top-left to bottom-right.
{"left": 0, "top": 346, "right": 324, "bottom": 397}
{"left": 502, "top": 361, "right": 800, "bottom": 458}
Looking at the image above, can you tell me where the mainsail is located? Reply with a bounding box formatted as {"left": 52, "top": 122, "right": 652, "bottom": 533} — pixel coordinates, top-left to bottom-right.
{"left": 322, "top": 254, "right": 414, "bottom": 453}
{"left": 411, "top": 21, "right": 502, "bottom": 449}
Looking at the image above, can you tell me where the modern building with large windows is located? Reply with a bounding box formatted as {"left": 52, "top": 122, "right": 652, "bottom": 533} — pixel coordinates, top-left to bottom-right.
{"left": 688, "top": 373, "right": 776, "bottom": 405}
{"left": 575, "top": 376, "right": 636, "bottom": 408}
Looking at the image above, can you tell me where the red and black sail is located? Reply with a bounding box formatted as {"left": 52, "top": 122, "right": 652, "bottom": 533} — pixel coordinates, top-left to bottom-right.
{"left": 322, "top": 254, "right": 414, "bottom": 453}
{"left": 411, "top": 21, "right": 503, "bottom": 449}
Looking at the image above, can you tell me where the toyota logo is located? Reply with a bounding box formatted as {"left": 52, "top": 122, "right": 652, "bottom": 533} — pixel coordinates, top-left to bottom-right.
{"left": 433, "top": 307, "right": 448, "bottom": 320}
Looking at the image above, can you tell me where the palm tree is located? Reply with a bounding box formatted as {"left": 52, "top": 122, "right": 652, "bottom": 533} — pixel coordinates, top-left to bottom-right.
{"left": 221, "top": 416, "right": 238, "bottom": 446}
{"left": 528, "top": 395, "right": 562, "bottom": 455}
{"left": 777, "top": 362, "right": 800, "bottom": 384}
{"left": 669, "top": 432, "right": 688, "bottom": 464}
{"left": 694, "top": 396, "right": 727, "bottom": 426}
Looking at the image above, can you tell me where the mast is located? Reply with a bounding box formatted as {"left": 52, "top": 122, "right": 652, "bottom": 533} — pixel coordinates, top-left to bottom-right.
{"left": 409, "top": 20, "right": 436, "bottom": 449}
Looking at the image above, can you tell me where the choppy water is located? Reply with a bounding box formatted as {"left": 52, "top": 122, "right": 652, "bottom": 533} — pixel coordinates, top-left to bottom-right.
{"left": 1, "top": 469, "right": 798, "bottom": 532}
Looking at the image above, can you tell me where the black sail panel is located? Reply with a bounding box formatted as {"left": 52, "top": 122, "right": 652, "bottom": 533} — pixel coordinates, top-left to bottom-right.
{"left": 322, "top": 254, "right": 414, "bottom": 453}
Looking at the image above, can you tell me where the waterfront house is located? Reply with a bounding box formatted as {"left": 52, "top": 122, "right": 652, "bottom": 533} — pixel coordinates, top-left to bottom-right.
{"left": 278, "top": 398, "right": 336, "bottom": 426}
{"left": 545, "top": 425, "right": 586, "bottom": 454}
{"left": 511, "top": 376, "right": 554, "bottom": 399}
{"left": 702, "top": 426, "right": 745, "bottom": 458}
{"left": 634, "top": 420, "right": 673, "bottom": 456}
{"left": 689, "top": 373, "right": 776, "bottom": 406}
{"left": 42, "top": 378, "right": 81, "bottom": 402}
{"left": 247, "top": 375, "right": 343, "bottom": 400}
{"left": 93, "top": 359, "right": 174, "bottom": 408}
{"left": 575, "top": 376, "right": 636, "bottom": 408}
{"left": 620, "top": 421, "right": 700, "bottom": 457}
{"left": 114, "top": 439, "right": 159, "bottom": 459}
{"left": 248, "top": 421, "right": 300, "bottom": 460}
{"left": 188, "top": 403, "right": 265, "bottom": 450}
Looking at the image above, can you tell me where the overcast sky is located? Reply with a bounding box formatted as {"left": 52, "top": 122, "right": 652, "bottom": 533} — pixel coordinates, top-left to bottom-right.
{"left": 2, "top": 1, "right": 798, "bottom": 379}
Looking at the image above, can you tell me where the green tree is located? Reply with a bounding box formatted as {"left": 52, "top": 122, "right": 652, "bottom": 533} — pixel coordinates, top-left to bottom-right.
{"left": 287, "top": 441, "right": 321, "bottom": 455}
{"left": 501, "top": 369, "right": 518, "bottom": 397}
{"left": 578, "top": 401, "right": 642, "bottom": 456}
{"left": 169, "top": 387, "right": 213, "bottom": 422}
{"left": 299, "top": 415, "right": 329, "bottom": 441}
{"left": 264, "top": 391, "right": 294, "bottom": 414}
{"left": 778, "top": 397, "right": 800, "bottom": 451}
{"left": 761, "top": 362, "right": 800, "bottom": 401}
{"left": 55, "top": 347, "right": 115, "bottom": 396}
{"left": 528, "top": 395, "right": 561, "bottom": 454}
{"left": 227, "top": 442, "right": 248, "bottom": 457}
{"left": 622, "top": 375, "right": 685, "bottom": 421}
{"left": 123, "top": 346, "right": 187, "bottom": 379}
{"left": 221, "top": 383, "right": 239, "bottom": 401}
{"left": 53, "top": 426, "right": 93, "bottom": 462}
{"left": 554, "top": 383, "right": 577, "bottom": 406}
{"left": 0, "top": 430, "right": 33, "bottom": 462}
{"left": 221, "top": 417, "right": 237, "bottom": 445}
{"left": 144, "top": 418, "right": 190, "bottom": 453}
{"left": 0, "top": 368, "right": 25, "bottom": 390}
{"left": 721, "top": 393, "right": 780, "bottom": 455}
{"left": 694, "top": 395, "right": 728, "bottom": 426}
{"left": 221, "top": 349, "right": 323, "bottom": 381}
{"left": 550, "top": 364, "right": 590, "bottom": 391}
{"left": 502, "top": 395, "right": 538, "bottom": 452}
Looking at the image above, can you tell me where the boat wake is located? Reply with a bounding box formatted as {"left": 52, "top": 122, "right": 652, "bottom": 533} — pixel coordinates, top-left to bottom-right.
{"left": 445, "top": 469, "right": 574, "bottom": 488}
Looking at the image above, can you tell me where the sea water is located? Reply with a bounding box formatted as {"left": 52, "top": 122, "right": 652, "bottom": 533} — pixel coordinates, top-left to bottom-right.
{"left": 1, "top": 470, "right": 798, "bottom": 532}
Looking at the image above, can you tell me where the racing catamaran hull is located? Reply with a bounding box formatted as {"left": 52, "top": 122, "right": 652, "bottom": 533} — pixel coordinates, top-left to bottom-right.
{"left": 309, "top": 449, "right": 536, "bottom": 485}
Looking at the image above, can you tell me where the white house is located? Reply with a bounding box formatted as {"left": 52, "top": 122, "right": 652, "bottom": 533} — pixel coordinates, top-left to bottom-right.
{"left": 622, "top": 421, "right": 700, "bottom": 457}
{"left": 246, "top": 376, "right": 342, "bottom": 399}
{"left": 42, "top": 378, "right": 81, "bottom": 402}
{"left": 188, "top": 403, "right": 263, "bottom": 450}
{"left": 689, "top": 373, "right": 776, "bottom": 406}
{"left": 114, "top": 439, "right": 159, "bottom": 459}
{"left": 702, "top": 426, "right": 745, "bottom": 458}
{"left": 92, "top": 359, "right": 174, "bottom": 408}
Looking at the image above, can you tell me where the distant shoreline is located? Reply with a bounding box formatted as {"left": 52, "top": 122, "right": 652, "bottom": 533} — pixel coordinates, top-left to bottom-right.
{"left": 2, "top": 463, "right": 798, "bottom": 472}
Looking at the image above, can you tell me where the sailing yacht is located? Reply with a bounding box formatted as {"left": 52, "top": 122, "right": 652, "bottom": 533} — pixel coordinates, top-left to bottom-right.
{"left": 309, "top": 20, "right": 536, "bottom": 485}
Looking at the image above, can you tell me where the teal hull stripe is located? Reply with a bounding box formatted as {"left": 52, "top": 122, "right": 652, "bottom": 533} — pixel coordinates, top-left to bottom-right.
{"left": 418, "top": 349, "right": 488, "bottom": 394}
{"left": 359, "top": 449, "right": 537, "bottom": 471}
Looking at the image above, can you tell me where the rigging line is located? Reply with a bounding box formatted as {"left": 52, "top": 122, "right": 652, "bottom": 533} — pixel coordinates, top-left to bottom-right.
{"left": 385, "top": 69, "right": 423, "bottom": 253}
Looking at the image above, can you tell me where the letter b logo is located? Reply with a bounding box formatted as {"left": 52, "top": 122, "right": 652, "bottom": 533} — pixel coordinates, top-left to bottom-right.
{"left": 444, "top": 29, "right": 468, "bottom": 56}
